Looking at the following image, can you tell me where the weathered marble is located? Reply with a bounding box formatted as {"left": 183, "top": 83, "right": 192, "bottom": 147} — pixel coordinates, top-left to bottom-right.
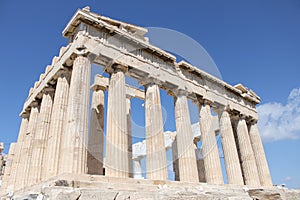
{"left": 105, "top": 66, "right": 130, "bottom": 178}
{"left": 195, "top": 145, "right": 206, "bottom": 183}
{"left": 234, "top": 116, "right": 260, "bottom": 186}
{"left": 218, "top": 108, "right": 244, "bottom": 185}
{"left": 173, "top": 91, "right": 198, "bottom": 182}
{"left": 126, "top": 97, "right": 133, "bottom": 178}
{"left": 59, "top": 54, "right": 91, "bottom": 174}
{"left": 0, "top": 143, "right": 16, "bottom": 193}
{"left": 22, "top": 103, "right": 40, "bottom": 187}
{"left": 133, "top": 159, "right": 143, "bottom": 179}
{"left": 249, "top": 122, "right": 273, "bottom": 187}
{"left": 5, "top": 117, "right": 29, "bottom": 191}
{"left": 1, "top": 8, "right": 277, "bottom": 196}
{"left": 43, "top": 70, "right": 70, "bottom": 180}
{"left": 199, "top": 102, "right": 223, "bottom": 184}
{"left": 29, "top": 89, "right": 54, "bottom": 184}
{"left": 87, "top": 89, "right": 104, "bottom": 175}
{"left": 145, "top": 83, "right": 168, "bottom": 180}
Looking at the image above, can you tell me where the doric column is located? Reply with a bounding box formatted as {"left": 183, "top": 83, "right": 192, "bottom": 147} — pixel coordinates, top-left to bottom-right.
{"left": 248, "top": 121, "right": 273, "bottom": 187}
{"left": 172, "top": 136, "right": 179, "bottom": 181}
{"left": 199, "top": 101, "right": 223, "bottom": 184}
{"left": 105, "top": 65, "right": 130, "bottom": 177}
{"left": 234, "top": 115, "right": 260, "bottom": 186}
{"left": 144, "top": 81, "right": 167, "bottom": 180}
{"left": 173, "top": 90, "right": 198, "bottom": 182}
{"left": 195, "top": 140, "right": 206, "bottom": 182}
{"left": 43, "top": 69, "right": 70, "bottom": 180}
{"left": 8, "top": 116, "right": 29, "bottom": 190}
{"left": 29, "top": 88, "right": 54, "bottom": 184}
{"left": 22, "top": 102, "right": 40, "bottom": 187}
{"left": 218, "top": 107, "right": 244, "bottom": 185}
{"left": 126, "top": 96, "right": 133, "bottom": 178}
{"left": 1, "top": 143, "right": 16, "bottom": 193}
{"left": 59, "top": 53, "right": 91, "bottom": 174}
{"left": 133, "top": 159, "right": 143, "bottom": 179}
{"left": 87, "top": 85, "right": 105, "bottom": 175}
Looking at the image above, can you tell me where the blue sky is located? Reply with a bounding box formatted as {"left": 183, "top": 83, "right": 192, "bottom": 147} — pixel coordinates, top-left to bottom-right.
{"left": 0, "top": 0, "right": 299, "bottom": 189}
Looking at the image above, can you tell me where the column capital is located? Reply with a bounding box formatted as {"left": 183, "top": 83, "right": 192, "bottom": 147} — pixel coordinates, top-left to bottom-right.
{"left": 71, "top": 46, "right": 95, "bottom": 66}
{"left": 75, "top": 45, "right": 89, "bottom": 56}
{"left": 20, "top": 112, "right": 30, "bottom": 119}
{"left": 196, "top": 97, "right": 213, "bottom": 107}
{"left": 126, "top": 94, "right": 134, "bottom": 100}
{"left": 214, "top": 104, "right": 231, "bottom": 115}
{"left": 139, "top": 77, "right": 162, "bottom": 87}
{"left": 56, "top": 68, "right": 71, "bottom": 79}
{"left": 248, "top": 118, "right": 258, "bottom": 125}
{"left": 42, "top": 87, "right": 55, "bottom": 95}
{"left": 105, "top": 63, "right": 128, "bottom": 74}
{"left": 30, "top": 101, "right": 39, "bottom": 108}
{"left": 169, "top": 88, "right": 189, "bottom": 98}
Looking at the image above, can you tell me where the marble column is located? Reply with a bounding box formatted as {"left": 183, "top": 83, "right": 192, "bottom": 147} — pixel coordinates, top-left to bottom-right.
{"left": 195, "top": 141, "right": 206, "bottom": 183}
{"left": 43, "top": 70, "right": 70, "bottom": 180}
{"left": 8, "top": 116, "right": 29, "bottom": 190}
{"left": 105, "top": 65, "right": 130, "bottom": 177}
{"left": 199, "top": 101, "right": 223, "bottom": 184}
{"left": 126, "top": 96, "right": 133, "bottom": 178}
{"left": 59, "top": 54, "right": 91, "bottom": 174}
{"left": 145, "top": 82, "right": 167, "bottom": 180}
{"left": 133, "top": 159, "right": 143, "bottom": 179}
{"left": 22, "top": 102, "right": 40, "bottom": 187}
{"left": 249, "top": 121, "right": 273, "bottom": 187}
{"left": 29, "top": 88, "right": 54, "bottom": 184}
{"left": 172, "top": 136, "right": 179, "bottom": 181}
{"left": 1, "top": 143, "right": 16, "bottom": 193}
{"left": 173, "top": 91, "right": 198, "bottom": 182}
{"left": 218, "top": 107, "right": 244, "bottom": 185}
{"left": 234, "top": 115, "right": 260, "bottom": 186}
{"left": 87, "top": 88, "right": 104, "bottom": 175}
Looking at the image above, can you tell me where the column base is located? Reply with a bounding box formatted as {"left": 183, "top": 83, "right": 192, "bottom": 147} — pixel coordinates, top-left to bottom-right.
{"left": 1, "top": 173, "right": 288, "bottom": 200}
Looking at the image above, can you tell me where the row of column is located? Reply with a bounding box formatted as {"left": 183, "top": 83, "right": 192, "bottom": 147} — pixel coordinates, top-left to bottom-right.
{"left": 103, "top": 66, "right": 272, "bottom": 187}
{"left": 4, "top": 54, "right": 91, "bottom": 191}
{"left": 83, "top": 64, "right": 273, "bottom": 187}
{"left": 3, "top": 59, "right": 272, "bottom": 192}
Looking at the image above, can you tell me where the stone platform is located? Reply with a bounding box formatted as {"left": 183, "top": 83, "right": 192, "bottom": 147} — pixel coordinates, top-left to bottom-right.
{"left": 1, "top": 174, "right": 299, "bottom": 200}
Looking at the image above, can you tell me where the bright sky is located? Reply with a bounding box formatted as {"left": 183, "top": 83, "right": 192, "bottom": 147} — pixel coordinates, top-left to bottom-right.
{"left": 0, "top": 0, "right": 299, "bottom": 189}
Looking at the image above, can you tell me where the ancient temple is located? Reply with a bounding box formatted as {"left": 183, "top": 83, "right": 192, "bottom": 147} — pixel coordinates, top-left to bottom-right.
{"left": 0, "top": 7, "right": 283, "bottom": 199}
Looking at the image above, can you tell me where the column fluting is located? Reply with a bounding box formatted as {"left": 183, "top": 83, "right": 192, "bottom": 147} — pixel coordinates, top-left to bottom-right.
{"left": 174, "top": 91, "right": 198, "bottom": 182}
{"left": 199, "top": 101, "right": 223, "bottom": 184}
{"left": 234, "top": 116, "right": 260, "bottom": 186}
{"left": 105, "top": 66, "right": 130, "bottom": 177}
{"left": 59, "top": 54, "right": 91, "bottom": 174}
{"left": 145, "top": 82, "right": 167, "bottom": 180}
{"left": 249, "top": 121, "right": 273, "bottom": 187}
{"left": 218, "top": 108, "right": 244, "bottom": 185}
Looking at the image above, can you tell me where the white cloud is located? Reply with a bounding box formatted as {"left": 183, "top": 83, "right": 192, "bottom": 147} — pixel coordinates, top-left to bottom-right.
{"left": 283, "top": 176, "right": 292, "bottom": 182}
{"left": 257, "top": 88, "right": 300, "bottom": 142}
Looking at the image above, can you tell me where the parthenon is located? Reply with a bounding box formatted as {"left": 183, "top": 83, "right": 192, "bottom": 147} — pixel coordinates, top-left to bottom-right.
{"left": 1, "top": 7, "right": 276, "bottom": 199}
